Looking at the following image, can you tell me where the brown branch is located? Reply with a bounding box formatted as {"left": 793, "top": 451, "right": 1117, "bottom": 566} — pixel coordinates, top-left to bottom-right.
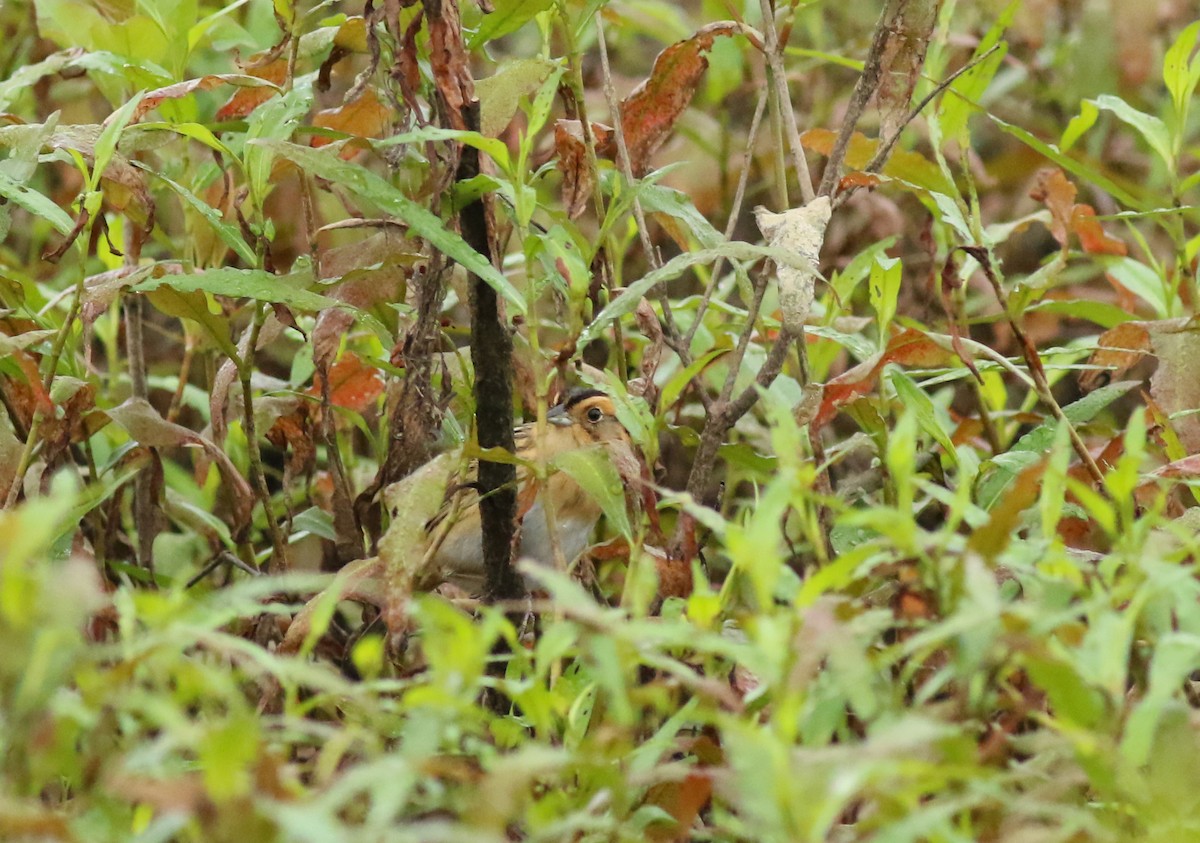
{"left": 816, "top": 0, "right": 898, "bottom": 198}
{"left": 964, "top": 246, "right": 1108, "bottom": 489}
{"left": 422, "top": 0, "right": 522, "bottom": 603}
{"left": 758, "top": 0, "right": 815, "bottom": 204}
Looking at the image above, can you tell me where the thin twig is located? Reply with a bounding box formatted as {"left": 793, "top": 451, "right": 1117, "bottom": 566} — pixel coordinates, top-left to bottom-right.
{"left": 816, "top": 0, "right": 896, "bottom": 198}
{"left": 758, "top": 0, "right": 815, "bottom": 204}
{"left": 834, "top": 43, "right": 1003, "bottom": 210}
{"left": 240, "top": 303, "right": 291, "bottom": 572}
{"left": 684, "top": 87, "right": 770, "bottom": 349}
{"left": 966, "top": 246, "right": 1108, "bottom": 489}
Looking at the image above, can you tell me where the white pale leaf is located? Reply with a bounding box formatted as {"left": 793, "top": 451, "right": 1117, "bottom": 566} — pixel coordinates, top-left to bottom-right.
{"left": 754, "top": 196, "right": 831, "bottom": 334}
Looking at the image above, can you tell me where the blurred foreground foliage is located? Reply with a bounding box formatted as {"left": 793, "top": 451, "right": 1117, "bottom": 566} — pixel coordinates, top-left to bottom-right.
{"left": 3, "top": 0, "right": 1200, "bottom": 841}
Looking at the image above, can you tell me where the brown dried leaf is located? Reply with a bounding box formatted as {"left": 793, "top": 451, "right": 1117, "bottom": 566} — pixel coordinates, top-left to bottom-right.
{"left": 618, "top": 21, "right": 740, "bottom": 175}
{"left": 1079, "top": 320, "right": 1155, "bottom": 392}
{"left": 135, "top": 75, "right": 283, "bottom": 122}
{"left": 424, "top": 0, "right": 473, "bottom": 130}
{"left": 310, "top": 351, "right": 385, "bottom": 413}
{"left": 815, "top": 329, "right": 956, "bottom": 430}
{"left": 1029, "top": 168, "right": 1076, "bottom": 248}
{"left": 107, "top": 397, "right": 255, "bottom": 535}
{"left": 1030, "top": 168, "right": 1127, "bottom": 256}
{"left": 554, "top": 119, "right": 613, "bottom": 220}
{"left": 215, "top": 59, "right": 288, "bottom": 121}
{"left": 311, "top": 89, "right": 392, "bottom": 156}
{"left": 1148, "top": 321, "right": 1200, "bottom": 452}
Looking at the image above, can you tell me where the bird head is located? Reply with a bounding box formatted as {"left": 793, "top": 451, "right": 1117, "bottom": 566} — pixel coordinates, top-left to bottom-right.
{"left": 548, "top": 388, "right": 633, "bottom": 449}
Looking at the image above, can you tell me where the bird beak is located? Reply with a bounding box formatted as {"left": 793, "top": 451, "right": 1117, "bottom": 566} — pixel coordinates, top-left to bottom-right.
{"left": 547, "top": 404, "right": 573, "bottom": 426}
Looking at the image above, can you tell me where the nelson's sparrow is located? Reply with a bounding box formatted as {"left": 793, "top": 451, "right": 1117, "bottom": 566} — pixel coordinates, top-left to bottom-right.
{"left": 416, "top": 389, "right": 636, "bottom": 593}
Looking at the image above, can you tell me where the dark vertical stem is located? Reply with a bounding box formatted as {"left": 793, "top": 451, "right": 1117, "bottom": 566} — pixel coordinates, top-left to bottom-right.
{"left": 458, "top": 102, "right": 522, "bottom": 603}
{"left": 125, "top": 292, "right": 158, "bottom": 580}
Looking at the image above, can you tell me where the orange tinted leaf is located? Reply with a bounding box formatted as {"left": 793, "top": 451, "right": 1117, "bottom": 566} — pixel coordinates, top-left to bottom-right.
{"left": 801, "top": 128, "right": 951, "bottom": 194}
{"left": 815, "top": 329, "right": 956, "bottom": 430}
{"left": 215, "top": 60, "right": 288, "bottom": 121}
{"left": 1029, "top": 168, "right": 1076, "bottom": 248}
{"left": 618, "top": 21, "right": 739, "bottom": 174}
{"left": 1080, "top": 321, "right": 1153, "bottom": 392}
{"left": 311, "top": 352, "right": 385, "bottom": 412}
{"left": 311, "top": 89, "right": 392, "bottom": 155}
{"left": 136, "top": 75, "right": 282, "bottom": 122}
{"left": 1030, "top": 168, "right": 1127, "bottom": 256}
{"left": 1070, "top": 205, "right": 1128, "bottom": 256}
{"left": 882, "top": 328, "right": 955, "bottom": 368}
{"left": 839, "top": 171, "right": 882, "bottom": 190}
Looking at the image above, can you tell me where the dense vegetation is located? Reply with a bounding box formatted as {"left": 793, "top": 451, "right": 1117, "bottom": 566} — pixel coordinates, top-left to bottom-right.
{"left": 3, "top": 0, "right": 1200, "bottom": 840}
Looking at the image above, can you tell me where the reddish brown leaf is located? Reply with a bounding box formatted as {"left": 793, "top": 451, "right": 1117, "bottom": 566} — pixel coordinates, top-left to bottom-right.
{"left": 618, "top": 21, "right": 740, "bottom": 175}
{"left": 644, "top": 771, "right": 713, "bottom": 842}
{"left": 136, "top": 75, "right": 282, "bottom": 122}
{"left": 1029, "top": 168, "right": 1076, "bottom": 248}
{"left": 554, "top": 119, "right": 613, "bottom": 219}
{"left": 311, "top": 89, "right": 392, "bottom": 157}
{"left": 1070, "top": 205, "right": 1128, "bottom": 256}
{"left": 310, "top": 352, "right": 385, "bottom": 412}
{"left": 1079, "top": 321, "right": 1154, "bottom": 392}
{"left": 267, "top": 408, "right": 317, "bottom": 482}
{"left": 815, "top": 329, "right": 956, "bottom": 430}
{"left": 424, "top": 0, "right": 473, "bottom": 130}
{"left": 839, "top": 171, "right": 883, "bottom": 191}
{"left": 107, "top": 398, "right": 254, "bottom": 536}
{"left": 1030, "top": 168, "right": 1127, "bottom": 256}
{"left": 215, "top": 60, "right": 288, "bottom": 121}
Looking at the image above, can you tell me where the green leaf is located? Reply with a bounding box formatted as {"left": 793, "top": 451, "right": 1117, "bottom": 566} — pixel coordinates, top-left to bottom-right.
{"left": 91, "top": 91, "right": 145, "bottom": 191}
{"left": 976, "top": 380, "right": 1138, "bottom": 509}
{"left": 467, "top": 0, "right": 555, "bottom": 49}
{"left": 552, "top": 447, "right": 631, "bottom": 539}
{"left": 133, "top": 266, "right": 337, "bottom": 312}
{"left": 868, "top": 256, "right": 901, "bottom": 339}
{"left": 890, "top": 371, "right": 957, "bottom": 465}
{"left": 258, "top": 140, "right": 527, "bottom": 314}
{"left": 939, "top": 2, "right": 1014, "bottom": 142}
{"left": 0, "top": 171, "right": 76, "bottom": 235}
{"left": 581, "top": 242, "right": 823, "bottom": 345}
{"left": 1163, "top": 21, "right": 1200, "bottom": 122}
{"left": 135, "top": 163, "right": 257, "bottom": 266}
{"left": 144, "top": 287, "right": 240, "bottom": 361}
{"left": 1090, "top": 94, "right": 1173, "bottom": 169}
{"left": 989, "top": 115, "right": 1144, "bottom": 210}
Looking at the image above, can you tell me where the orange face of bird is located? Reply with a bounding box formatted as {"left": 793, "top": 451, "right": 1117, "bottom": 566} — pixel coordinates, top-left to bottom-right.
{"left": 548, "top": 390, "right": 632, "bottom": 449}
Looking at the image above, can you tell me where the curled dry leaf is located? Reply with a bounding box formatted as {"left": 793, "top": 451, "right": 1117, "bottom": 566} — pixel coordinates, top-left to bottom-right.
{"left": 107, "top": 397, "right": 255, "bottom": 536}
{"left": 754, "top": 197, "right": 831, "bottom": 335}
{"left": 311, "top": 89, "right": 392, "bottom": 158}
{"left": 554, "top": 119, "right": 613, "bottom": 220}
{"left": 135, "top": 75, "right": 283, "bottom": 123}
{"left": 1030, "top": 168, "right": 1127, "bottom": 256}
{"left": 815, "top": 328, "right": 957, "bottom": 430}
{"left": 617, "top": 21, "right": 740, "bottom": 175}
{"left": 215, "top": 59, "right": 288, "bottom": 121}
{"left": 629, "top": 298, "right": 664, "bottom": 406}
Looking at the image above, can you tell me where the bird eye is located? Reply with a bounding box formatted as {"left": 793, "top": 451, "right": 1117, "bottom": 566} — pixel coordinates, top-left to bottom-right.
{"left": 586, "top": 406, "right": 603, "bottom": 423}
